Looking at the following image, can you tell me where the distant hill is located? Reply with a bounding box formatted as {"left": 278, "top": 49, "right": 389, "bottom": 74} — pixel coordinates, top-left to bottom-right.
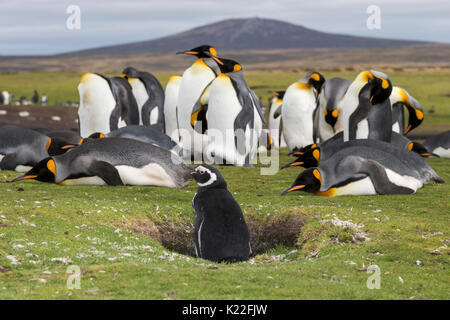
{"left": 71, "top": 17, "right": 426, "bottom": 55}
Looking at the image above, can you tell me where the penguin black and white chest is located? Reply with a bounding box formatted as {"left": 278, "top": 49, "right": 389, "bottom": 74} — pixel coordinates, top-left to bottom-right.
{"left": 389, "top": 86, "right": 424, "bottom": 135}
{"left": 424, "top": 130, "right": 450, "bottom": 158}
{"left": 176, "top": 45, "right": 223, "bottom": 160}
{"left": 281, "top": 71, "right": 325, "bottom": 152}
{"left": 191, "top": 165, "right": 250, "bottom": 262}
{"left": 87, "top": 125, "right": 181, "bottom": 155}
{"left": 13, "top": 137, "right": 193, "bottom": 188}
{"left": 77, "top": 73, "right": 140, "bottom": 137}
{"left": 121, "top": 67, "right": 165, "bottom": 131}
{"left": 314, "top": 77, "right": 350, "bottom": 143}
{"left": 191, "top": 58, "right": 265, "bottom": 166}
{"left": 0, "top": 125, "right": 76, "bottom": 172}
{"left": 268, "top": 91, "right": 286, "bottom": 149}
{"left": 341, "top": 70, "right": 393, "bottom": 142}
{"left": 163, "top": 75, "right": 182, "bottom": 142}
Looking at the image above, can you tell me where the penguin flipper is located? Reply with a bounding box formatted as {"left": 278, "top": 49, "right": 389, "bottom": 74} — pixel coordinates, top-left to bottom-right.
{"left": 273, "top": 104, "right": 282, "bottom": 119}
{"left": 88, "top": 160, "right": 124, "bottom": 186}
{"left": 141, "top": 97, "right": 164, "bottom": 130}
{"left": 190, "top": 83, "right": 211, "bottom": 133}
{"left": 249, "top": 89, "right": 266, "bottom": 124}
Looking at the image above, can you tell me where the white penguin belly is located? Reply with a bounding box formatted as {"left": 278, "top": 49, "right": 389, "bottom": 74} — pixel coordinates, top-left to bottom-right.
{"left": 268, "top": 101, "right": 282, "bottom": 149}
{"left": 385, "top": 168, "right": 422, "bottom": 191}
{"left": 335, "top": 177, "right": 377, "bottom": 196}
{"left": 15, "top": 165, "right": 32, "bottom": 173}
{"left": 150, "top": 108, "right": 159, "bottom": 126}
{"left": 78, "top": 75, "right": 116, "bottom": 137}
{"left": 392, "top": 122, "right": 400, "bottom": 134}
{"left": 282, "top": 85, "right": 316, "bottom": 150}
{"left": 128, "top": 78, "right": 148, "bottom": 125}
{"left": 115, "top": 163, "right": 176, "bottom": 187}
{"left": 205, "top": 76, "right": 245, "bottom": 165}
{"left": 432, "top": 147, "right": 450, "bottom": 158}
{"left": 60, "top": 176, "right": 107, "bottom": 186}
{"left": 177, "top": 62, "right": 215, "bottom": 157}
{"left": 356, "top": 120, "right": 369, "bottom": 139}
{"left": 164, "top": 76, "right": 181, "bottom": 142}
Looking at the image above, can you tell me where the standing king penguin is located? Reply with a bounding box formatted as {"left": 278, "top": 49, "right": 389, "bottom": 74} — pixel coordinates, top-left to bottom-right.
{"left": 192, "top": 165, "right": 250, "bottom": 262}
{"left": 279, "top": 71, "right": 325, "bottom": 152}
{"left": 121, "top": 66, "right": 165, "bottom": 131}
{"left": 176, "top": 45, "right": 223, "bottom": 160}
{"left": 163, "top": 75, "right": 182, "bottom": 142}
{"left": 191, "top": 58, "right": 266, "bottom": 166}
{"left": 268, "top": 91, "right": 287, "bottom": 150}
{"left": 341, "top": 70, "right": 393, "bottom": 142}
{"left": 314, "top": 77, "right": 350, "bottom": 143}
{"left": 78, "top": 73, "right": 140, "bottom": 137}
{"left": 389, "top": 86, "right": 424, "bottom": 134}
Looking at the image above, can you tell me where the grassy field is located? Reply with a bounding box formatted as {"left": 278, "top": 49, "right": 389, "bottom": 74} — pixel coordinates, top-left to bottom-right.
{"left": 0, "top": 70, "right": 449, "bottom": 300}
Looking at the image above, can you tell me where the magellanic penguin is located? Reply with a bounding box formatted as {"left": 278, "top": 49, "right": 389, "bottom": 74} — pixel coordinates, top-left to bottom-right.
{"left": 281, "top": 144, "right": 443, "bottom": 197}
{"left": 12, "top": 137, "right": 193, "bottom": 188}
{"left": 191, "top": 58, "right": 265, "bottom": 166}
{"left": 176, "top": 45, "right": 223, "bottom": 160}
{"left": 85, "top": 125, "right": 181, "bottom": 156}
{"left": 268, "top": 91, "right": 287, "bottom": 150}
{"left": 341, "top": 70, "right": 393, "bottom": 142}
{"left": 121, "top": 66, "right": 165, "bottom": 131}
{"left": 389, "top": 86, "right": 424, "bottom": 134}
{"left": 163, "top": 75, "right": 182, "bottom": 142}
{"left": 192, "top": 164, "right": 250, "bottom": 262}
{"left": 0, "top": 125, "right": 77, "bottom": 172}
{"left": 283, "top": 131, "right": 436, "bottom": 169}
{"left": 424, "top": 130, "right": 450, "bottom": 158}
{"left": 279, "top": 71, "right": 325, "bottom": 152}
{"left": 77, "top": 73, "right": 140, "bottom": 137}
{"left": 314, "top": 77, "right": 350, "bottom": 143}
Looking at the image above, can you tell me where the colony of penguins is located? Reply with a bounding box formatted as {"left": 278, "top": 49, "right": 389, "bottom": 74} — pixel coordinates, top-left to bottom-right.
{"left": 1, "top": 44, "right": 449, "bottom": 262}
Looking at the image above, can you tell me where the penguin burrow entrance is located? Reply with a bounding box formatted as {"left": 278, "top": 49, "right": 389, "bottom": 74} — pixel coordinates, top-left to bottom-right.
{"left": 119, "top": 212, "right": 307, "bottom": 258}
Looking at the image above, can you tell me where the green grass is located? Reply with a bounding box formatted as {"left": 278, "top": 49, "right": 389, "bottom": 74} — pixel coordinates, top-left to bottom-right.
{"left": 0, "top": 154, "right": 448, "bottom": 299}
{"left": 0, "top": 70, "right": 449, "bottom": 299}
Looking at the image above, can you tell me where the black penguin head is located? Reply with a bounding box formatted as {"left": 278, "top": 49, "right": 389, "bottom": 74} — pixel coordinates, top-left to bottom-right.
{"left": 281, "top": 168, "right": 322, "bottom": 195}
{"left": 281, "top": 148, "right": 320, "bottom": 169}
{"left": 407, "top": 142, "right": 437, "bottom": 157}
{"left": 177, "top": 45, "right": 223, "bottom": 65}
{"left": 273, "top": 91, "right": 285, "bottom": 99}
{"left": 359, "top": 70, "right": 392, "bottom": 105}
{"left": 402, "top": 94, "right": 424, "bottom": 134}
{"left": 192, "top": 165, "right": 226, "bottom": 189}
{"left": 121, "top": 66, "right": 139, "bottom": 79}
{"left": 12, "top": 157, "right": 56, "bottom": 183}
{"left": 87, "top": 132, "right": 106, "bottom": 140}
{"left": 216, "top": 58, "right": 242, "bottom": 74}
{"left": 289, "top": 144, "right": 318, "bottom": 156}
{"left": 46, "top": 137, "right": 77, "bottom": 156}
{"left": 324, "top": 108, "right": 339, "bottom": 128}
{"left": 299, "top": 72, "right": 326, "bottom": 96}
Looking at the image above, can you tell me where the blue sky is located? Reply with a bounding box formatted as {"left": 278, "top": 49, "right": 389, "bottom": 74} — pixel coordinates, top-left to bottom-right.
{"left": 1, "top": 0, "right": 449, "bottom": 55}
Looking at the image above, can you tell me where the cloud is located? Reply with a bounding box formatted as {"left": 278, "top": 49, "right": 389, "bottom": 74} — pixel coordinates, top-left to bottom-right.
{"left": 1, "top": 0, "right": 449, "bottom": 55}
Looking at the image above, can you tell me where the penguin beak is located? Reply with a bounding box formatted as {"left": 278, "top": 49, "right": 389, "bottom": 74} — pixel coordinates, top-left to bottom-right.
{"left": 11, "top": 175, "right": 37, "bottom": 182}
{"left": 421, "top": 152, "right": 439, "bottom": 158}
{"left": 177, "top": 50, "right": 198, "bottom": 55}
{"left": 61, "top": 144, "right": 77, "bottom": 150}
{"left": 280, "top": 185, "right": 305, "bottom": 196}
{"left": 281, "top": 161, "right": 304, "bottom": 169}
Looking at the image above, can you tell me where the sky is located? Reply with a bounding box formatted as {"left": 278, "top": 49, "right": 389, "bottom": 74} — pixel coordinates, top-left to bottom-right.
{"left": 1, "top": 0, "right": 449, "bottom": 55}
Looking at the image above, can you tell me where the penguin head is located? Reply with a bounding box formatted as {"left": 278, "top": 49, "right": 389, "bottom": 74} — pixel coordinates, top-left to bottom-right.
{"left": 46, "top": 138, "right": 77, "bottom": 156}
{"left": 281, "top": 168, "right": 322, "bottom": 195}
{"left": 192, "top": 165, "right": 226, "bottom": 189}
{"left": 324, "top": 108, "right": 339, "bottom": 128}
{"left": 272, "top": 91, "right": 285, "bottom": 99}
{"left": 391, "top": 87, "right": 424, "bottom": 134}
{"left": 87, "top": 132, "right": 106, "bottom": 140}
{"left": 298, "top": 72, "right": 326, "bottom": 96}
{"left": 357, "top": 70, "right": 392, "bottom": 105}
{"left": 289, "top": 144, "right": 317, "bottom": 156}
{"left": 177, "top": 45, "right": 223, "bottom": 65}
{"left": 281, "top": 148, "right": 320, "bottom": 169}
{"left": 12, "top": 157, "right": 56, "bottom": 183}
{"left": 217, "top": 58, "right": 243, "bottom": 74}
{"left": 121, "top": 66, "right": 139, "bottom": 79}
{"left": 407, "top": 142, "right": 437, "bottom": 158}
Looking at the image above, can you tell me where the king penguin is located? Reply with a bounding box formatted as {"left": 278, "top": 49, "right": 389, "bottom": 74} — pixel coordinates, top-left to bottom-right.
{"left": 163, "top": 75, "right": 182, "bottom": 143}
{"left": 78, "top": 73, "right": 140, "bottom": 137}
{"left": 280, "top": 71, "right": 325, "bottom": 152}
{"left": 176, "top": 45, "right": 223, "bottom": 161}
{"left": 389, "top": 86, "right": 424, "bottom": 134}
{"left": 314, "top": 77, "right": 350, "bottom": 143}
{"left": 423, "top": 130, "right": 450, "bottom": 158}
{"left": 192, "top": 164, "right": 250, "bottom": 262}
{"left": 268, "top": 91, "right": 287, "bottom": 150}
{"left": 0, "top": 125, "right": 76, "bottom": 172}
{"left": 121, "top": 66, "right": 165, "bottom": 131}
{"left": 341, "top": 70, "right": 393, "bottom": 142}
{"left": 191, "top": 58, "right": 265, "bottom": 166}
{"left": 12, "top": 137, "right": 193, "bottom": 188}
{"left": 281, "top": 143, "right": 443, "bottom": 197}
